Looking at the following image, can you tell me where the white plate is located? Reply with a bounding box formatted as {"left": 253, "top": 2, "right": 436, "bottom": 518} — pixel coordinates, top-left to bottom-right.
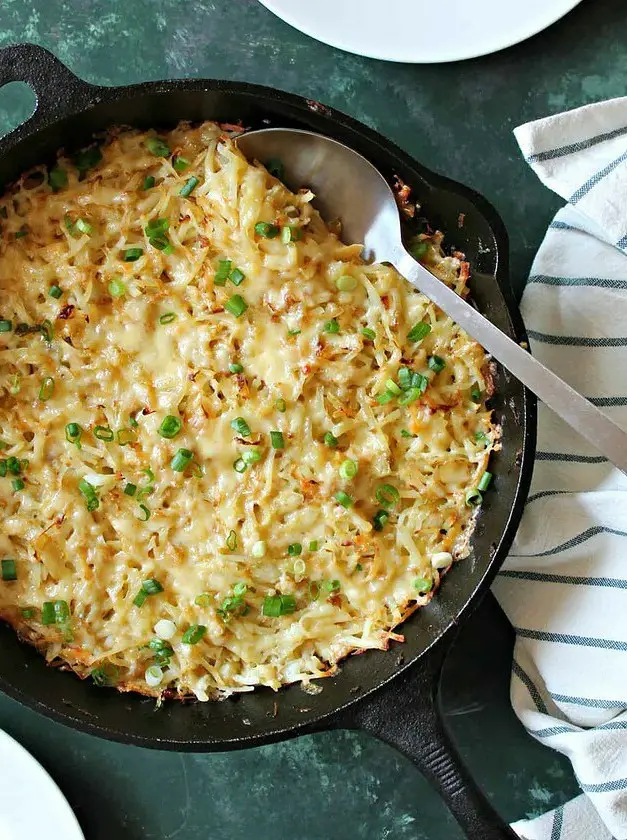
{"left": 258, "top": 0, "right": 583, "bottom": 63}
{"left": 0, "top": 730, "right": 84, "bottom": 840}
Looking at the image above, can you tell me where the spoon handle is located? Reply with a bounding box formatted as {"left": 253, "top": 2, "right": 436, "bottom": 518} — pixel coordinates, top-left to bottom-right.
{"left": 395, "top": 249, "right": 627, "bottom": 477}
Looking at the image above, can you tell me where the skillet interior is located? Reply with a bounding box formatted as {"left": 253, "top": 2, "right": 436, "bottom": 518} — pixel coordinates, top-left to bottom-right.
{"left": 0, "top": 81, "right": 535, "bottom": 748}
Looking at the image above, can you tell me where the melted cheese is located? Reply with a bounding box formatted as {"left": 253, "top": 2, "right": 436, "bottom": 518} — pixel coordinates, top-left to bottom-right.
{"left": 0, "top": 122, "right": 497, "bottom": 700}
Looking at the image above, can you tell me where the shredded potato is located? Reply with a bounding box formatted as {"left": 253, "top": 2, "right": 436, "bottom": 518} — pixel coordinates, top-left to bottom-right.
{"left": 0, "top": 122, "right": 497, "bottom": 700}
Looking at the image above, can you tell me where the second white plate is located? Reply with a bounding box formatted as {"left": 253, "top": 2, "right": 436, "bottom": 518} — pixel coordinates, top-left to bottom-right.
{"left": 0, "top": 729, "right": 84, "bottom": 840}
{"left": 258, "top": 0, "right": 583, "bottom": 63}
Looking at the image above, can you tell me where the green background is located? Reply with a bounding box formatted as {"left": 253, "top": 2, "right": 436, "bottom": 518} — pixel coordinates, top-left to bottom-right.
{"left": 0, "top": 0, "right": 620, "bottom": 836}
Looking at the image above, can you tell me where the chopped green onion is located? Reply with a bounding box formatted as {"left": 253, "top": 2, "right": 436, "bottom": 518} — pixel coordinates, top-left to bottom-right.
{"left": 275, "top": 398, "right": 287, "bottom": 413}
{"left": 149, "top": 233, "right": 174, "bottom": 254}
{"left": 287, "top": 543, "right": 302, "bottom": 556}
{"left": 356, "top": 563, "right": 363, "bottom": 571}
{"left": 65, "top": 422, "right": 82, "bottom": 447}
{"left": 323, "top": 579, "right": 341, "bottom": 594}
{"left": 49, "top": 285, "right": 63, "bottom": 299}
{"left": 323, "top": 432, "right": 338, "bottom": 447}
{"left": 229, "top": 362, "right": 244, "bottom": 374}
{"left": 398, "top": 387, "right": 422, "bottom": 406}
{"left": 309, "top": 541, "right": 319, "bottom": 551}
{"left": 158, "top": 415, "right": 182, "bottom": 439}
{"left": 39, "top": 377, "right": 54, "bottom": 401}
{"left": 254, "top": 221, "right": 280, "bottom": 238}
{"left": 138, "top": 504, "right": 150, "bottom": 521}
{"left": 145, "top": 137, "right": 170, "bottom": 157}
{"left": 475, "top": 430, "right": 487, "bottom": 444}
{"left": 428, "top": 355, "right": 446, "bottom": 373}
{"left": 287, "top": 328, "right": 301, "bottom": 336}
{"left": 117, "top": 428, "right": 137, "bottom": 446}
{"left": 40, "top": 319, "right": 53, "bottom": 343}
{"left": 108, "top": 278, "right": 126, "bottom": 297}
{"left": 182, "top": 624, "right": 206, "bottom": 645}
{"left": 74, "top": 218, "right": 93, "bottom": 235}
{"left": 48, "top": 166, "right": 68, "bottom": 192}
{"left": 94, "top": 426, "right": 114, "bottom": 441}
{"left": 373, "top": 509, "right": 390, "bottom": 531}
{"left": 293, "top": 558, "right": 306, "bottom": 576}
{"left": 414, "top": 576, "right": 433, "bottom": 594}
{"left": 171, "top": 448, "right": 193, "bottom": 472}
{"left": 465, "top": 488, "right": 483, "bottom": 507}
{"left": 91, "top": 663, "right": 119, "bottom": 687}
{"left": 1, "top": 558, "right": 17, "bottom": 581}
{"left": 142, "top": 175, "right": 155, "bottom": 190}
{"left": 136, "top": 485, "right": 154, "bottom": 500}
{"left": 133, "top": 579, "right": 163, "bottom": 606}
{"left": 233, "top": 458, "right": 247, "bottom": 473}
{"left": 124, "top": 483, "right": 137, "bottom": 497}
{"left": 6, "top": 457, "right": 20, "bottom": 475}
{"left": 78, "top": 478, "right": 99, "bottom": 510}
{"left": 401, "top": 364, "right": 417, "bottom": 391}
{"left": 407, "top": 322, "right": 431, "bottom": 342}
{"left": 410, "top": 240, "right": 429, "bottom": 259}
{"left": 159, "top": 312, "right": 177, "bottom": 325}
{"left": 21, "top": 608, "right": 35, "bottom": 619}
{"left": 72, "top": 146, "right": 102, "bottom": 175}
{"left": 411, "top": 371, "right": 429, "bottom": 393}
{"left": 0, "top": 461, "right": 6, "bottom": 477}
{"left": 323, "top": 319, "right": 340, "bottom": 334}
{"left": 360, "top": 327, "right": 376, "bottom": 340}
{"left": 281, "top": 225, "right": 301, "bottom": 243}
{"left": 400, "top": 429, "right": 416, "bottom": 439}
{"left": 226, "top": 530, "right": 237, "bottom": 551}
{"left": 309, "top": 581, "right": 320, "bottom": 601}
{"left": 229, "top": 267, "right": 246, "bottom": 286}
{"left": 263, "top": 593, "right": 296, "bottom": 617}
{"left": 195, "top": 593, "right": 212, "bottom": 607}
{"left": 173, "top": 156, "right": 190, "bottom": 173}
{"left": 470, "top": 383, "right": 482, "bottom": 403}
{"left": 179, "top": 176, "right": 199, "bottom": 197}
{"left": 339, "top": 459, "right": 358, "bottom": 480}
{"left": 225, "top": 294, "right": 248, "bottom": 318}
{"left": 376, "top": 391, "right": 395, "bottom": 405}
{"left": 270, "top": 431, "right": 284, "bottom": 449}
{"left": 375, "top": 484, "right": 400, "bottom": 508}
{"left": 8, "top": 374, "right": 19, "bottom": 394}
{"left": 145, "top": 217, "right": 169, "bottom": 237}
{"left": 385, "top": 379, "right": 402, "bottom": 396}
{"left": 334, "top": 490, "right": 353, "bottom": 508}
{"left": 42, "top": 599, "right": 70, "bottom": 625}
{"left": 265, "top": 158, "right": 284, "bottom": 180}
{"left": 14, "top": 228, "right": 28, "bottom": 239}
{"left": 242, "top": 449, "right": 262, "bottom": 465}
{"left": 336, "top": 275, "right": 357, "bottom": 292}
{"left": 129, "top": 413, "right": 139, "bottom": 428}
{"left": 478, "top": 471, "right": 493, "bottom": 492}
{"left": 230, "top": 417, "right": 251, "bottom": 437}
{"left": 214, "top": 259, "right": 231, "bottom": 286}
{"left": 123, "top": 247, "right": 143, "bottom": 262}
{"left": 0, "top": 319, "right": 12, "bottom": 332}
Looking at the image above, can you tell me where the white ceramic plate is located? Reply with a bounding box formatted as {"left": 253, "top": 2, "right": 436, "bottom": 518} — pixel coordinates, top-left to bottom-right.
{"left": 0, "top": 729, "right": 84, "bottom": 840}
{"left": 257, "top": 0, "right": 583, "bottom": 63}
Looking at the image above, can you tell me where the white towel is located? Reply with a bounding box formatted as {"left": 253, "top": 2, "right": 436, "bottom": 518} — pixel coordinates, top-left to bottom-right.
{"left": 491, "top": 97, "right": 627, "bottom": 840}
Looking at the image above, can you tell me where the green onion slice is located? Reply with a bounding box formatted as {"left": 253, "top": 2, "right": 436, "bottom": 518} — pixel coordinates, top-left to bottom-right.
{"left": 275, "top": 398, "right": 287, "bottom": 413}
{"left": 263, "top": 593, "right": 296, "bottom": 617}
{"left": 1, "top": 558, "right": 17, "bottom": 581}
{"left": 123, "top": 247, "right": 143, "bottom": 262}
{"left": 385, "top": 379, "right": 402, "bottom": 396}
{"left": 233, "top": 458, "right": 247, "bottom": 473}
{"left": 470, "top": 383, "right": 482, "bottom": 403}
{"left": 173, "top": 156, "right": 190, "bottom": 173}
{"left": 375, "top": 484, "right": 400, "bottom": 508}
{"left": 138, "top": 504, "right": 150, "bottom": 521}
{"left": 361, "top": 327, "right": 376, "bottom": 340}
{"left": 254, "top": 221, "right": 280, "bottom": 238}
{"left": 142, "top": 175, "right": 155, "bottom": 190}
{"left": 225, "top": 294, "right": 248, "bottom": 318}
{"left": 0, "top": 319, "right": 12, "bottom": 332}
{"left": 39, "top": 377, "right": 54, "bottom": 401}
{"left": 42, "top": 599, "right": 70, "bottom": 625}
{"left": 94, "top": 425, "right": 114, "bottom": 441}
{"left": 182, "top": 624, "right": 206, "bottom": 645}
{"left": 158, "top": 415, "right": 182, "bottom": 439}
{"left": 323, "top": 319, "right": 340, "bottom": 334}
{"left": 376, "top": 391, "right": 395, "bottom": 405}
{"left": 40, "top": 320, "right": 54, "bottom": 343}
{"left": 171, "top": 448, "right": 193, "bottom": 472}
{"left": 49, "top": 285, "right": 63, "bottom": 299}
{"left": 309, "top": 540, "right": 319, "bottom": 551}
{"left": 270, "top": 431, "right": 284, "bottom": 449}
{"left": 323, "top": 432, "right": 338, "bottom": 447}
{"left": 11, "top": 478, "right": 24, "bottom": 492}
{"left": 179, "top": 176, "right": 199, "bottom": 197}
{"left": 477, "top": 471, "right": 493, "bottom": 492}
{"left": 398, "top": 387, "right": 422, "bottom": 406}
{"left": 465, "top": 488, "right": 483, "bottom": 507}
{"left": 229, "top": 362, "right": 244, "bottom": 374}
{"left": 49, "top": 166, "right": 68, "bottom": 191}
{"left": 334, "top": 490, "right": 353, "bottom": 508}
{"left": 226, "top": 529, "right": 238, "bottom": 551}
{"left": 124, "top": 482, "right": 137, "bottom": 497}
{"left": 428, "top": 355, "right": 446, "bottom": 373}
{"left": 108, "top": 278, "right": 126, "bottom": 297}
{"left": 229, "top": 267, "right": 245, "bottom": 286}
{"left": 241, "top": 449, "right": 262, "bottom": 466}
{"left": 145, "top": 137, "right": 170, "bottom": 157}
{"left": 373, "top": 509, "right": 389, "bottom": 531}
{"left": 159, "top": 312, "right": 177, "bottom": 324}
{"left": 414, "top": 576, "right": 433, "bottom": 594}
{"left": 230, "top": 417, "right": 251, "bottom": 437}
{"left": 214, "top": 259, "right": 231, "bottom": 285}
{"left": 339, "top": 459, "right": 358, "bottom": 480}
{"left": 407, "top": 322, "right": 431, "bottom": 342}
{"left": 65, "top": 422, "right": 82, "bottom": 447}
{"left": 336, "top": 275, "right": 357, "bottom": 292}
{"left": 91, "top": 663, "right": 119, "bottom": 687}
{"left": 287, "top": 543, "right": 302, "bottom": 557}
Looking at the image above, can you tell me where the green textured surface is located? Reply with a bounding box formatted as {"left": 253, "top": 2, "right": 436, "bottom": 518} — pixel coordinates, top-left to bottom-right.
{"left": 0, "top": 0, "right": 619, "bottom": 836}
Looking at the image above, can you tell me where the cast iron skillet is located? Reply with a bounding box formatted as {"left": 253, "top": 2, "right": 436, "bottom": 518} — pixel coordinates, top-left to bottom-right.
{"left": 0, "top": 44, "right": 536, "bottom": 840}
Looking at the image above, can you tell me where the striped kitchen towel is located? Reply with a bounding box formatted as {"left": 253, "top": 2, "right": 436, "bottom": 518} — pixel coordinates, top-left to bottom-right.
{"left": 491, "top": 97, "right": 627, "bottom": 840}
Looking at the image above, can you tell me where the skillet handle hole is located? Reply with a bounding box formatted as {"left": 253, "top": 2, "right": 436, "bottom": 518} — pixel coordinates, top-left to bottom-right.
{"left": 0, "top": 81, "right": 36, "bottom": 141}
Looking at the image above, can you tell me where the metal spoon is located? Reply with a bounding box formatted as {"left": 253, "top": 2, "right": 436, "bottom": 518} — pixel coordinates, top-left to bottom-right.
{"left": 238, "top": 128, "right": 627, "bottom": 476}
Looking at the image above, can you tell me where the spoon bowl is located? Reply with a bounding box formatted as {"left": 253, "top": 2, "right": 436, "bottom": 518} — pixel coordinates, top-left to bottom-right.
{"left": 238, "top": 127, "right": 627, "bottom": 475}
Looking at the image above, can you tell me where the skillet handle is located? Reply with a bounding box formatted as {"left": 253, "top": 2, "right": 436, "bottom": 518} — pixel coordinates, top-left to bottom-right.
{"left": 0, "top": 43, "right": 100, "bottom": 150}
{"left": 332, "top": 634, "right": 520, "bottom": 840}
